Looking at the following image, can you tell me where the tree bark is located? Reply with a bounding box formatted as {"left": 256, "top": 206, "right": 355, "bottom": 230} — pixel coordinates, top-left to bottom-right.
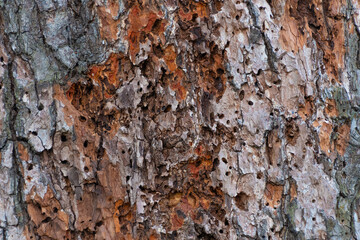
{"left": 0, "top": 0, "right": 360, "bottom": 239}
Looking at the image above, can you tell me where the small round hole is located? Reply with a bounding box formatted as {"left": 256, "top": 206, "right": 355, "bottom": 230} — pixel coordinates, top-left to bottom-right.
{"left": 37, "top": 103, "right": 44, "bottom": 111}
{"left": 27, "top": 164, "right": 34, "bottom": 171}
{"left": 61, "top": 134, "right": 67, "bottom": 142}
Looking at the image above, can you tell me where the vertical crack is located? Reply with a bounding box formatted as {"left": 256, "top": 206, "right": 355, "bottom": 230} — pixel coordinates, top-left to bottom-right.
{"left": 7, "top": 59, "right": 29, "bottom": 226}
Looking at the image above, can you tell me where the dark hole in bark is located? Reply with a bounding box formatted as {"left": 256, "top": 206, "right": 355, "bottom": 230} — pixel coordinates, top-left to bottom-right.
{"left": 83, "top": 140, "right": 88, "bottom": 148}
{"left": 96, "top": 221, "right": 104, "bottom": 227}
{"left": 164, "top": 105, "right": 172, "bottom": 112}
{"left": 42, "top": 217, "right": 51, "bottom": 223}
{"left": 37, "top": 103, "right": 44, "bottom": 111}
{"left": 217, "top": 68, "right": 224, "bottom": 75}
{"left": 28, "top": 164, "right": 34, "bottom": 171}
{"left": 61, "top": 160, "right": 69, "bottom": 165}
{"left": 212, "top": 158, "right": 219, "bottom": 171}
{"left": 195, "top": 160, "right": 202, "bottom": 167}
{"left": 61, "top": 134, "right": 67, "bottom": 142}
{"left": 235, "top": 192, "right": 249, "bottom": 211}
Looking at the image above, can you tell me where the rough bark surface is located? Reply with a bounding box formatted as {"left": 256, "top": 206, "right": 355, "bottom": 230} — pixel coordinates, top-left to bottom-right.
{"left": 0, "top": 0, "right": 360, "bottom": 239}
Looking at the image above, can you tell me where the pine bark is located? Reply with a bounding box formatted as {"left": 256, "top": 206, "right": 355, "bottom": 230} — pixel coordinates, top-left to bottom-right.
{"left": 0, "top": 0, "right": 360, "bottom": 239}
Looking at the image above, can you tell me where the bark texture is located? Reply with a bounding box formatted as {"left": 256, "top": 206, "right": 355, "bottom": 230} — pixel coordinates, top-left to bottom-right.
{"left": 0, "top": 0, "right": 360, "bottom": 239}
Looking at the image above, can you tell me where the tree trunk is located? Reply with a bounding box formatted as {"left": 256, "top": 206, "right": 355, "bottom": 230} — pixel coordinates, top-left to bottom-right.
{"left": 0, "top": 0, "right": 359, "bottom": 239}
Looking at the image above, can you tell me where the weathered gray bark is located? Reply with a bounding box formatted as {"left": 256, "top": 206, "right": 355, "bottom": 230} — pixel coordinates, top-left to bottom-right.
{"left": 0, "top": 0, "right": 360, "bottom": 239}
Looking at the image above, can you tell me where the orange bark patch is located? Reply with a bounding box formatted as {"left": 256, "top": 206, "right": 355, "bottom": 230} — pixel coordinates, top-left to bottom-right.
{"left": 179, "top": 1, "right": 209, "bottom": 21}
{"left": 98, "top": 161, "right": 127, "bottom": 201}
{"left": 88, "top": 53, "right": 124, "bottom": 99}
{"left": 127, "top": 4, "right": 166, "bottom": 61}
{"left": 187, "top": 158, "right": 212, "bottom": 179}
{"left": 197, "top": 43, "right": 227, "bottom": 99}
{"left": 279, "top": 0, "right": 308, "bottom": 53}
{"left": 267, "top": 128, "right": 281, "bottom": 166}
{"left": 169, "top": 192, "right": 183, "bottom": 207}
{"left": 54, "top": 84, "right": 104, "bottom": 162}
{"left": 264, "top": 183, "right": 283, "bottom": 208}
{"left": 280, "top": 0, "right": 345, "bottom": 83}
{"left": 97, "top": 0, "right": 121, "bottom": 41}
{"left": 27, "top": 186, "right": 70, "bottom": 239}
{"left": 171, "top": 212, "right": 185, "bottom": 230}
{"left": 325, "top": 99, "right": 339, "bottom": 118}
{"left": 17, "top": 142, "right": 29, "bottom": 161}
{"left": 170, "top": 189, "right": 212, "bottom": 230}
{"left": 163, "top": 46, "right": 187, "bottom": 100}
{"left": 164, "top": 45, "right": 177, "bottom": 73}
{"left": 113, "top": 200, "right": 135, "bottom": 237}
{"left": 149, "top": 233, "right": 159, "bottom": 240}
{"left": 319, "top": 121, "right": 332, "bottom": 154}
{"left": 334, "top": 123, "right": 350, "bottom": 156}
{"left": 65, "top": 54, "right": 127, "bottom": 136}
{"left": 170, "top": 70, "right": 187, "bottom": 101}
{"left": 298, "top": 98, "right": 314, "bottom": 121}
{"left": 290, "top": 180, "right": 297, "bottom": 201}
